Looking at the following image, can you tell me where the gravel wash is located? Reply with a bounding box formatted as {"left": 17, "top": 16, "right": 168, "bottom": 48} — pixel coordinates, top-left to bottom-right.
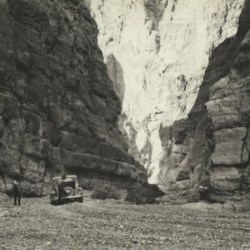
{"left": 0, "top": 198, "right": 250, "bottom": 249}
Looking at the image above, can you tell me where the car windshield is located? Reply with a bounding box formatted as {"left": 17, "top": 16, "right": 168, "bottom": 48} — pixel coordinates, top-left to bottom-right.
{"left": 61, "top": 181, "right": 76, "bottom": 189}
{"left": 52, "top": 176, "right": 77, "bottom": 189}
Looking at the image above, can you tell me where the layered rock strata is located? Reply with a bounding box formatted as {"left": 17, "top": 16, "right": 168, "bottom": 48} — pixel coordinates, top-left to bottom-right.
{"left": 0, "top": 0, "right": 148, "bottom": 196}
{"left": 87, "top": 0, "right": 250, "bottom": 202}
{"left": 159, "top": 0, "right": 250, "bottom": 202}
{"left": 87, "top": 0, "right": 245, "bottom": 183}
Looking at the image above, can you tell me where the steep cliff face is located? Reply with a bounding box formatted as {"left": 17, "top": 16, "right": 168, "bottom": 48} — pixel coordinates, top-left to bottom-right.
{"left": 88, "top": 0, "right": 244, "bottom": 183}
{"left": 159, "top": 0, "right": 250, "bottom": 202}
{"left": 0, "top": 0, "right": 148, "bottom": 196}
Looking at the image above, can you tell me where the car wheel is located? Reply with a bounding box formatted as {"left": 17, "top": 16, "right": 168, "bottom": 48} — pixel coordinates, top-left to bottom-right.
{"left": 78, "top": 197, "right": 83, "bottom": 203}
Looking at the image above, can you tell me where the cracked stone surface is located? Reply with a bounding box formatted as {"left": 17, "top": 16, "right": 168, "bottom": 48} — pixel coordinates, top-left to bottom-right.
{"left": 0, "top": 0, "right": 150, "bottom": 196}
{"left": 158, "top": 0, "right": 250, "bottom": 202}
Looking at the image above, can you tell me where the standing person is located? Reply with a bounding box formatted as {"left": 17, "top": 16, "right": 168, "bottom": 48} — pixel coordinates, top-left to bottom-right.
{"left": 13, "top": 179, "right": 21, "bottom": 206}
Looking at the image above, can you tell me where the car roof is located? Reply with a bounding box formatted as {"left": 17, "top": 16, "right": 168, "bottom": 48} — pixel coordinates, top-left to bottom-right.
{"left": 52, "top": 175, "right": 77, "bottom": 180}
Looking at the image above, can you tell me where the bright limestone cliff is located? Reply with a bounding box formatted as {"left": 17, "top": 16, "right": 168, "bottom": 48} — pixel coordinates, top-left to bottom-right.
{"left": 87, "top": 0, "right": 244, "bottom": 185}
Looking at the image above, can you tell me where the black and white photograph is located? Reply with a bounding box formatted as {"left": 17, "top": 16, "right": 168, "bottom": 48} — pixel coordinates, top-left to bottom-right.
{"left": 0, "top": 0, "right": 250, "bottom": 249}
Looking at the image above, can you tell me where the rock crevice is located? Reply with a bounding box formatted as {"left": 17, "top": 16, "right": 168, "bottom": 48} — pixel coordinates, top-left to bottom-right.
{"left": 87, "top": 0, "right": 245, "bottom": 183}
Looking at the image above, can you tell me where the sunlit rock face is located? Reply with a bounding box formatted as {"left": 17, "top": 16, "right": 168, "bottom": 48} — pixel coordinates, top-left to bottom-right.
{"left": 159, "top": 0, "right": 250, "bottom": 202}
{"left": 87, "top": 0, "right": 244, "bottom": 183}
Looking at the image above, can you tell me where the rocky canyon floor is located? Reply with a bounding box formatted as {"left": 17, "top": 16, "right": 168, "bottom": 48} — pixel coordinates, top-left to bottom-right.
{"left": 1, "top": 196, "right": 250, "bottom": 250}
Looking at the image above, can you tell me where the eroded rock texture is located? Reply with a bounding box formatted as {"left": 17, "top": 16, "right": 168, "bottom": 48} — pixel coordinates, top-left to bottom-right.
{"left": 0, "top": 0, "right": 148, "bottom": 196}
{"left": 87, "top": 0, "right": 244, "bottom": 183}
{"left": 159, "top": 0, "right": 250, "bottom": 202}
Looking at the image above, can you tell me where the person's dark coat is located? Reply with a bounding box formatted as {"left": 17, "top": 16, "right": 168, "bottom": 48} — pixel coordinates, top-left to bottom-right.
{"left": 13, "top": 180, "right": 21, "bottom": 206}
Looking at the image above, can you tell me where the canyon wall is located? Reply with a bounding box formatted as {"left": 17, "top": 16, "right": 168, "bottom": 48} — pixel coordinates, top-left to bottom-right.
{"left": 0, "top": 0, "right": 149, "bottom": 196}
{"left": 87, "top": 0, "right": 245, "bottom": 184}
{"left": 159, "top": 0, "right": 250, "bottom": 202}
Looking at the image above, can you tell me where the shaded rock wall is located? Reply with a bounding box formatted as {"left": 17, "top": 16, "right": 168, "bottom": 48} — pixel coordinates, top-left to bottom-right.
{"left": 159, "top": 0, "right": 250, "bottom": 202}
{"left": 0, "top": 0, "right": 147, "bottom": 196}
{"left": 87, "top": 0, "right": 244, "bottom": 183}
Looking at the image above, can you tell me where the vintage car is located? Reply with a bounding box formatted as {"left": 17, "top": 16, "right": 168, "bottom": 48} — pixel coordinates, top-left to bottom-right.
{"left": 50, "top": 175, "right": 83, "bottom": 205}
